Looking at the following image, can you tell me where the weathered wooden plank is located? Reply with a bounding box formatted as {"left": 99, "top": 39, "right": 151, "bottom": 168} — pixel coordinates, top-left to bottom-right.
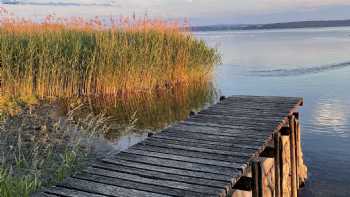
{"left": 206, "top": 100, "right": 300, "bottom": 112}
{"left": 216, "top": 102, "right": 298, "bottom": 110}
{"left": 197, "top": 112, "right": 290, "bottom": 122}
{"left": 199, "top": 106, "right": 292, "bottom": 114}
{"left": 186, "top": 119, "right": 282, "bottom": 129}
{"left": 144, "top": 137, "right": 268, "bottom": 158}
{"left": 222, "top": 95, "right": 302, "bottom": 101}
{"left": 114, "top": 152, "right": 243, "bottom": 175}
{"left": 145, "top": 137, "right": 261, "bottom": 153}
{"left": 208, "top": 99, "right": 297, "bottom": 107}
{"left": 91, "top": 161, "right": 229, "bottom": 189}
{"left": 214, "top": 104, "right": 296, "bottom": 112}
{"left": 211, "top": 106, "right": 297, "bottom": 114}
{"left": 180, "top": 121, "right": 277, "bottom": 133}
{"left": 171, "top": 124, "right": 270, "bottom": 137}
{"left": 188, "top": 114, "right": 283, "bottom": 124}
{"left": 41, "top": 186, "right": 106, "bottom": 197}
{"left": 161, "top": 128, "right": 269, "bottom": 140}
{"left": 185, "top": 117, "right": 282, "bottom": 129}
{"left": 59, "top": 177, "right": 172, "bottom": 197}
{"left": 195, "top": 112, "right": 289, "bottom": 121}
{"left": 75, "top": 172, "right": 220, "bottom": 197}
{"left": 198, "top": 111, "right": 290, "bottom": 118}
{"left": 201, "top": 103, "right": 294, "bottom": 111}
{"left": 159, "top": 130, "right": 271, "bottom": 145}
{"left": 221, "top": 95, "right": 302, "bottom": 103}
{"left": 81, "top": 167, "right": 225, "bottom": 195}
{"left": 130, "top": 144, "right": 248, "bottom": 162}
{"left": 178, "top": 119, "right": 287, "bottom": 134}
{"left": 140, "top": 140, "right": 255, "bottom": 157}
{"left": 205, "top": 102, "right": 295, "bottom": 108}
{"left": 220, "top": 96, "right": 299, "bottom": 102}
{"left": 198, "top": 107, "right": 292, "bottom": 115}
{"left": 101, "top": 158, "right": 235, "bottom": 182}
{"left": 123, "top": 148, "right": 244, "bottom": 168}
{"left": 150, "top": 134, "right": 262, "bottom": 149}
{"left": 219, "top": 98, "right": 297, "bottom": 105}
{"left": 154, "top": 131, "right": 267, "bottom": 144}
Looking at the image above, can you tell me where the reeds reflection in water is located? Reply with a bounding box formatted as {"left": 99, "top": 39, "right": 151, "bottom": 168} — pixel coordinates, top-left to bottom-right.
{"left": 64, "top": 82, "right": 217, "bottom": 137}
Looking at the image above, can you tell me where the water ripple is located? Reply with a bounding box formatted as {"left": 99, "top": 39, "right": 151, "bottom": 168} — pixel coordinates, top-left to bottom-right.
{"left": 250, "top": 61, "right": 350, "bottom": 77}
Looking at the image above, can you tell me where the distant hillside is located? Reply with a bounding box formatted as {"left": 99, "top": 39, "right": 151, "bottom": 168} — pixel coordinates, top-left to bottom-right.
{"left": 191, "top": 19, "right": 350, "bottom": 32}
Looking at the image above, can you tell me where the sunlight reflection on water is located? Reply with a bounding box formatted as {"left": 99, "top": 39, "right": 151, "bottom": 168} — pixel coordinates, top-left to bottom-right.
{"left": 313, "top": 99, "right": 349, "bottom": 137}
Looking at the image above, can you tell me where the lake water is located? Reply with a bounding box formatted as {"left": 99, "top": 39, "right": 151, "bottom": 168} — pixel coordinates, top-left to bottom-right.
{"left": 108, "top": 27, "right": 350, "bottom": 196}
{"left": 195, "top": 27, "right": 350, "bottom": 196}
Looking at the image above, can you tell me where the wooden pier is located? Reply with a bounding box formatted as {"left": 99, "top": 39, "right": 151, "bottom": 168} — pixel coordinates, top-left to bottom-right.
{"left": 34, "top": 95, "right": 306, "bottom": 197}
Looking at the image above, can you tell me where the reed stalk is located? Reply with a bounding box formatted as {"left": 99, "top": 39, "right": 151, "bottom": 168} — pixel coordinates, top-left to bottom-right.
{"left": 0, "top": 11, "right": 220, "bottom": 99}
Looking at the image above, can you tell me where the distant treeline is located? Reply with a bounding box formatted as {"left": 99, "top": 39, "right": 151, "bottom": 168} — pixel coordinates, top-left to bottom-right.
{"left": 191, "top": 19, "right": 350, "bottom": 32}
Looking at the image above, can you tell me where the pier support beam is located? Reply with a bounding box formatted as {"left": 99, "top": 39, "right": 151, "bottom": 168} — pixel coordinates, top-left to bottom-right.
{"left": 274, "top": 131, "right": 282, "bottom": 197}
{"left": 232, "top": 106, "right": 307, "bottom": 197}
{"left": 289, "top": 115, "right": 298, "bottom": 197}
{"left": 251, "top": 159, "right": 263, "bottom": 197}
{"left": 293, "top": 112, "right": 308, "bottom": 188}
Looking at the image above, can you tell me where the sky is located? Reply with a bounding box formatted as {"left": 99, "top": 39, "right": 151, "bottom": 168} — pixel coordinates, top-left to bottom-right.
{"left": 1, "top": 0, "right": 350, "bottom": 25}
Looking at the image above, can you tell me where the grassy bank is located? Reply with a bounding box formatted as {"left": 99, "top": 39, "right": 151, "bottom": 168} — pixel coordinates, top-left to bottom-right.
{"left": 0, "top": 14, "right": 220, "bottom": 98}
{"left": 0, "top": 99, "right": 113, "bottom": 197}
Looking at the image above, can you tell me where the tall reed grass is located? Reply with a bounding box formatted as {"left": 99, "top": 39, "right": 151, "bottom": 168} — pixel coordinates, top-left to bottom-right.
{"left": 0, "top": 9, "right": 220, "bottom": 99}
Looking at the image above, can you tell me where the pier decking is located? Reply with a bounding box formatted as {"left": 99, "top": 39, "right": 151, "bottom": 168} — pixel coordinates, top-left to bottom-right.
{"left": 34, "top": 95, "right": 305, "bottom": 197}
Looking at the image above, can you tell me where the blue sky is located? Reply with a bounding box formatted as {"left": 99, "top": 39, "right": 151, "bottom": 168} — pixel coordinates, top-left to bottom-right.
{"left": 1, "top": 0, "right": 350, "bottom": 25}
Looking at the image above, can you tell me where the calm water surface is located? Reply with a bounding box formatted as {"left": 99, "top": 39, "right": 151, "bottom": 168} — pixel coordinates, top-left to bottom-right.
{"left": 195, "top": 27, "right": 350, "bottom": 196}
{"left": 94, "top": 27, "right": 350, "bottom": 196}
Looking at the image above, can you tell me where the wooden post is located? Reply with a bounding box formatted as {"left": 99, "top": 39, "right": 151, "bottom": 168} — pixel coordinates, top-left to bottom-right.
{"left": 274, "top": 132, "right": 281, "bottom": 197}
{"left": 252, "top": 159, "right": 263, "bottom": 197}
{"left": 279, "top": 134, "right": 283, "bottom": 197}
{"left": 289, "top": 115, "right": 297, "bottom": 197}
{"left": 294, "top": 114, "right": 300, "bottom": 189}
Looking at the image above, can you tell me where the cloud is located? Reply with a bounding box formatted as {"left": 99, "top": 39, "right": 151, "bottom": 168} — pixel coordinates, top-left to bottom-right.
{"left": 1, "top": 0, "right": 119, "bottom": 6}
{"left": 2, "top": 0, "right": 350, "bottom": 25}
